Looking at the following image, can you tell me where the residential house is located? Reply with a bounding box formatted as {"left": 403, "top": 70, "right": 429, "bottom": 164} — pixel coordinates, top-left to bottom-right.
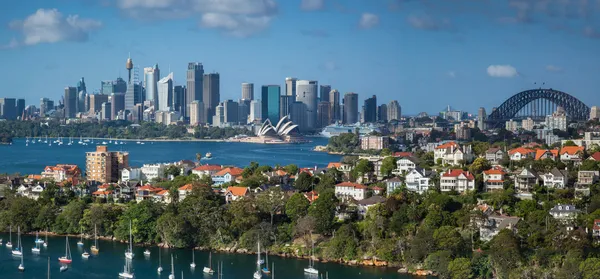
{"left": 140, "top": 163, "right": 166, "bottom": 181}
{"left": 356, "top": 196, "right": 386, "bottom": 218}
{"left": 560, "top": 146, "right": 585, "bottom": 163}
{"left": 115, "top": 183, "right": 135, "bottom": 201}
{"left": 549, "top": 204, "right": 580, "bottom": 231}
{"left": 535, "top": 149, "right": 559, "bottom": 161}
{"left": 514, "top": 168, "right": 540, "bottom": 193}
{"left": 41, "top": 164, "right": 81, "bottom": 183}
{"left": 393, "top": 152, "right": 414, "bottom": 158}
{"left": 485, "top": 147, "right": 505, "bottom": 164}
{"left": 135, "top": 184, "right": 164, "bottom": 203}
{"left": 304, "top": 190, "right": 319, "bottom": 204}
{"left": 154, "top": 189, "right": 171, "bottom": 204}
{"left": 434, "top": 141, "right": 474, "bottom": 165}
{"left": 225, "top": 186, "right": 249, "bottom": 203}
{"left": 440, "top": 169, "right": 475, "bottom": 193}
{"left": 405, "top": 168, "right": 432, "bottom": 194}
{"left": 191, "top": 164, "right": 222, "bottom": 178}
{"left": 385, "top": 177, "right": 403, "bottom": 196}
{"left": 483, "top": 166, "right": 507, "bottom": 192}
{"left": 19, "top": 184, "right": 45, "bottom": 200}
{"left": 576, "top": 171, "right": 599, "bottom": 196}
{"left": 479, "top": 213, "right": 521, "bottom": 242}
{"left": 593, "top": 219, "right": 600, "bottom": 238}
{"left": 121, "top": 167, "right": 141, "bottom": 182}
{"left": 393, "top": 157, "right": 419, "bottom": 175}
{"left": 589, "top": 152, "right": 600, "bottom": 162}
{"left": 541, "top": 168, "right": 569, "bottom": 189}
{"left": 372, "top": 186, "right": 384, "bottom": 196}
{"left": 327, "top": 162, "right": 342, "bottom": 169}
{"left": 508, "top": 147, "right": 536, "bottom": 161}
{"left": 212, "top": 167, "right": 244, "bottom": 186}
{"left": 335, "top": 182, "right": 368, "bottom": 201}
{"left": 92, "top": 184, "right": 113, "bottom": 200}
{"left": 178, "top": 184, "right": 193, "bottom": 200}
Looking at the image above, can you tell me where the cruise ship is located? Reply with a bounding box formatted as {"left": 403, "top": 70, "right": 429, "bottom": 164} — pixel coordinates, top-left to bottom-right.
{"left": 320, "top": 123, "right": 381, "bottom": 138}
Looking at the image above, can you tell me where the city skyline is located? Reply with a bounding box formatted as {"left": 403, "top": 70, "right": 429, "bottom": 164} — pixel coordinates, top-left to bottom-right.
{"left": 1, "top": 0, "right": 600, "bottom": 113}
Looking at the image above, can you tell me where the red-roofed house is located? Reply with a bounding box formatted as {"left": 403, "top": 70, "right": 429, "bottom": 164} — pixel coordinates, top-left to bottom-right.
{"left": 225, "top": 186, "right": 249, "bottom": 203}
{"left": 154, "top": 189, "right": 171, "bottom": 204}
{"left": 178, "top": 184, "right": 193, "bottom": 200}
{"left": 335, "top": 182, "right": 367, "bottom": 201}
{"left": 593, "top": 219, "right": 600, "bottom": 238}
{"left": 327, "top": 162, "right": 342, "bottom": 169}
{"left": 483, "top": 166, "right": 507, "bottom": 192}
{"left": 212, "top": 167, "right": 244, "bottom": 185}
{"left": 136, "top": 184, "right": 164, "bottom": 202}
{"left": 192, "top": 164, "right": 222, "bottom": 178}
{"left": 92, "top": 185, "right": 113, "bottom": 199}
{"left": 393, "top": 152, "right": 414, "bottom": 158}
{"left": 304, "top": 190, "right": 319, "bottom": 203}
{"left": 508, "top": 147, "right": 536, "bottom": 161}
{"left": 560, "top": 146, "right": 585, "bottom": 163}
{"left": 434, "top": 141, "right": 474, "bottom": 165}
{"left": 589, "top": 152, "right": 600, "bottom": 162}
{"left": 535, "top": 149, "right": 559, "bottom": 161}
{"left": 41, "top": 164, "right": 82, "bottom": 182}
{"left": 440, "top": 169, "right": 475, "bottom": 193}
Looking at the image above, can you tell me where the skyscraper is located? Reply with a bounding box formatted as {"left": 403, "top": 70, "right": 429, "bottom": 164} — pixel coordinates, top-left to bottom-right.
{"left": 249, "top": 100, "right": 262, "bottom": 123}
{"left": 16, "top": 99, "right": 25, "bottom": 119}
{"left": 173, "top": 85, "right": 186, "bottom": 114}
{"left": 186, "top": 62, "right": 204, "bottom": 118}
{"left": 289, "top": 101, "right": 308, "bottom": 132}
{"left": 363, "top": 95, "right": 377, "bottom": 123}
{"left": 343, "top": 92, "right": 358, "bottom": 124}
{"left": 591, "top": 106, "right": 600, "bottom": 120}
{"left": 223, "top": 100, "right": 239, "bottom": 124}
{"left": 319, "top": 85, "right": 331, "bottom": 102}
{"left": 40, "top": 98, "right": 54, "bottom": 116}
{"left": 86, "top": 145, "right": 129, "bottom": 183}
{"left": 101, "top": 102, "right": 111, "bottom": 121}
{"left": 387, "top": 100, "right": 401, "bottom": 121}
{"left": 189, "top": 100, "right": 205, "bottom": 125}
{"left": 77, "top": 77, "right": 87, "bottom": 113}
{"left": 212, "top": 102, "right": 225, "bottom": 127}
{"left": 329, "top": 89, "right": 340, "bottom": 123}
{"left": 296, "top": 80, "right": 318, "bottom": 130}
{"left": 285, "top": 77, "right": 297, "bottom": 100}
{"left": 110, "top": 93, "right": 125, "bottom": 120}
{"left": 279, "top": 95, "right": 293, "bottom": 119}
{"left": 157, "top": 72, "right": 174, "bottom": 111}
{"left": 144, "top": 64, "right": 160, "bottom": 104}
{"left": 203, "top": 73, "right": 220, "bottom": 123}
{"left": 477, "top": 107, "right": 487, "bottom": 130}
{"left": 0, "top": 98, "right": 16, "bottom": 120}
{"left": 238, "top": 99, "right": 250, "bottom": 124}
{"left": 317, "top": 101, "right": 331, "bottom": 128}
{"left": 378, "top": 104, "right": 388, "bottom": 122}
{"left": 64, "top": 87, "right": 78, "bottom": 119}
{"left": 89, "top": 94, "right": 110, "bottom": 116}
{"left": 242, "top": 83, "right": 254, "bottom": 100}
{"left": 261, "top": 85, "right": 281, "bottom": 124}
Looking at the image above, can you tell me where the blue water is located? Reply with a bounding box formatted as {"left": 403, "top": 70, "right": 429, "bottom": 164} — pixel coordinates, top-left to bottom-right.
{"left": 0, "top": 138, "right": 338, "bottom": 175}
{"left": 0, "top": 234, "right": 425, "bottom": 279}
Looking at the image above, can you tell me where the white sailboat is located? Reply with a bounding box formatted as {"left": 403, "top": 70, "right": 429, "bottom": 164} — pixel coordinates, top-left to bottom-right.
{"left": 6, "top": 225, "right": 13, "bottom": 248}
{"left": 191, "top": 250, "right": 197, "bottom": 269}
{"left": 157, "top": 248, "right": 163, "bottom": 273}
{"left": 253, "top": 242, "right": 262, "bottom": 279}
{"left": 91, "top": 224, "right": 98, "bottom": 253}
{"left": 125, "top": 220, "right": 134, "bottom": 259}
{"left": 11, "top": 226, "right": 23, "bottom": 256}
{"left": 118, "top": 257, "right": 134, "bottom": 278}
{"left": 202, "top": 251, "right": 214, "bottom": 273}
{"left": 18, "top": 248, "right": 25, "bottom": 271}
{"left": 32, "top": 231, "right": 41, "bottom": 253}
{"left": 77, "top": 227, "right": 84, "bottom": 246}
{"left": 144, "top": 248, "right": 151, "bottom": 256}
{"left": 35, "top": 231, "right": 45, "bottom": 244}
{"left": 82, "top": 249, "right": 90, "bottom": 259}
{"left": 169, "top": 254, "right": 175, "bottom": 279}
{"left": 303, "top": 234, "right": 319, "bottom": 275}
{"left": 262, "top": 249, "right": 271, "bottom": 274}
{"left": 43, "top": 229, "right": 48, "bottom": 248}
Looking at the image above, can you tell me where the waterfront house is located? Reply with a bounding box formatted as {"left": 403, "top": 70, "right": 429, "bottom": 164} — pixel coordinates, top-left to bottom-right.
{"left": 483, "top": 166, "right": 507, "bottom": 192}
{"left": 178, "top": 184, "right": 193, "bottom": 200}
{"left": 335, "top": 182, "right": 368, "bottom": 201}
{"left": 485, "top": 147, "right": 505, "bottom": 164}
{"left": 508, "top": 147, "right": 536, "bottom": 161}
{"left": 264, "top": 169, "right": 292, "bottom": 186}
{"left": 225, "top": 186, "right": 249, "bottom": 203}
{"left": 560, "top": 146, "right": 585, "bottom": 164}
{"left": 440, "top": 169, "right": 475, "bottom": 193}
{"left": 140, "top": 163, "right": 166, "bottom": 181}
{"left": 385, "top": 177, "right": 403, "bottom": 196}
{"left": 405, "top": 168, "right": 432, "bottom": 194}
{"left": 357, "top": 196, "right": 386, "bottom": 218}
{"left": 514, "top": 168, "right": 540, "bottom": 193}
{"left": 41, "top": 164, "right": 81, "bottom": 183}
{"left": 541, "top": 168, "right": 569, "bottom": 189}
{"left": 372, "top": 186, "right": 384, "bottom": 196}
{"left": 92, "top": 184, "right": 112, "bottom": 200}
{"left": 191, "top": 164, "right": 222, "bottom": 179}
{"left": 434, "top": 141, "right": 474, "bottom": 165}
{"left": 550, "top": 204, "right": 580, "bottom": 231}
{"left": 212, "top": 167, "right": 244, "bottom": 185}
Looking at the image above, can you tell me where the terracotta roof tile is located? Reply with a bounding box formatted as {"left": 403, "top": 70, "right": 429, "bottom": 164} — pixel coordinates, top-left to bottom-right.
{"left": 327, "top": 162, "right": 342, "bottom": 169}
{"left": 226, "top": 186, "right": 249, "bottom": 197}
{"left": 442, "top": 169, "right": 475, "bottom": 180}
{"left": 193, "top": 164, "right": 222, "bottom": 171}
{"left": 178, "top": 184, "right": 193, "bottom": 191}
{"left": 335, "top": 182, "right": 367, "bottom": 189}
{"left": 560, "top": 146, "right": 584, "bottom": 155}
{"left": 508, "top": 147, "right": 535, "bottom": 155}
{"left": 435, "top": 141, "right": 459, "bottom": 150}
{"left": 214, "top": 167, "right": 244, "bottom": 177}
{"left": 590, "top": 152, "right": 600, "bottom": 161}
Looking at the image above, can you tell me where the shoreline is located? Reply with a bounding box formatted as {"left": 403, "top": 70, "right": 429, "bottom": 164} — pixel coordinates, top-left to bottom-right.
{"left": 16, "top": 137, "right": 226, "bottom": 143}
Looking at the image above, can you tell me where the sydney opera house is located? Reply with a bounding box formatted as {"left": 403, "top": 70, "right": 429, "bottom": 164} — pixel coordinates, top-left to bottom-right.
{"left": 229, "top": 116, "right": 308, "bottom": 144}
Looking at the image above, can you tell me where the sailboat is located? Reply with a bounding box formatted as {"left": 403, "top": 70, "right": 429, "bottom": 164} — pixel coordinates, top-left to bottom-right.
{"left": 202, "top": 251, "right": 214, "bottom": 273}
{"left": 144, "top": 248, "right": 151, "bottom": 256}
{"left": 253, "top": 242, "right": 262, "bottom": 279}
{"left": 58, "top": 236, "right": 73, "bottom": 264}
{"left": 82, "top": 249, "right": 90, "bottom": 259}
{"left": 303, "top": 234, "right": 319, "bottom": 275}
{"left": 157, "top": 248, "right": 163, "bottom": 273}
{"left": 262, "top": 250, "right": 271, "bottom": 274}
{"left": 35, "top": 231, "right": 45, "bottom": 244}
{"left": 11, "top": 226, "right": 23, "bottom": 256}
{"left": 191, "top": 250, "right": 197, "bottom": 269}
{"left": 32, "top": 231, "right": 41, "bottom": 253}
{"left": 91, "top": 224, "right": 99, "bottom": 253}
{"left": 118, "top": 257, "right": 134, "bottom": 278}
{"left": 125, "top": 220, "right": 134, "bottom": 259}
{"left": 43, "top": 229, "right": 48, "bottom": 248}
{"left": 60, "top": 265, "right": 68, "bottom": 272}
{"left": 6, "top": 225, "right": 13, "bottom": 248}
{"left": 169, "top": 254, "right": 175, "bottom": 279}
{"left": 78, "top": 136, "right": 83, "bottom": 144}
{"left": 77, "top": 227, "right": 84, "bottom": 246}
{"left": 18, "top": 247, "right": 25, "bottom": 271}
{"left": 68, "top": 137, "right": 73, "bottom": 146}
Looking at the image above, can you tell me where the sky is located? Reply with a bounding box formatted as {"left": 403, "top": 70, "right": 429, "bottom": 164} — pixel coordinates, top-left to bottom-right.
{"left": 1, "top": 0, "right": 600, "bottom": 115}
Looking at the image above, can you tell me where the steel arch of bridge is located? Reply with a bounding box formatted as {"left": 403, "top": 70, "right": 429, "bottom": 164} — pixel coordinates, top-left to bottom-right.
{"left": 487, "top": 88, "right": 590, "bottom": 123}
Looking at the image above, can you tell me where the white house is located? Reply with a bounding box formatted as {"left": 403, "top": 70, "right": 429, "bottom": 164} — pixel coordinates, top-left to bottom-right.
{"left": 560, "top": 146, "right": 585, "bottom": 163}
{"left": 140, "top": 163, "right": 166, "bottom": 181}
{"left": 356, "top": 196, "right": 386, "bottom": 218}
{"left": 433, "top": 141, "right": 474, "bottom": 165}
{"left": 225, "top": 186, "right": 249, "bottom": 203}
{"left": 191, "top": 164, "right": 222, "bottom": 178}
{"left": 541, "top": 168, "right": 569, "bottom": 189}
{"left": 335, "top": 182, "right": 368, "bottom": 201}
{"left": 121, "top": 167, "right": 141, "bottom": 182}
{"left": 549, "top": 204, "right": 579, "bottom": 230}
{"left": 385, "top": 177, "right": 403, "bottom": 196}
{"left": 212, "top": 167, "right": 244, "bottom": 185}
{"left": 393, "top": 157, "right": 418, "bottom": 175}
{"left": 483, "top": 167, "right": 506, "bottom": 192}
{"left": 405, "top": 168, "right": 431, "bottom": 194}
{"left": 440, "top": 169, "right": 475, "bottom": 193}
{"left": 485, "top": 147, "right": 505, "bottom": 164}
{"left": 178, "top": 184, "right": 193, "bottom": 200}
{"left": 508, "top": 147, "right": 535, "bottom": 161}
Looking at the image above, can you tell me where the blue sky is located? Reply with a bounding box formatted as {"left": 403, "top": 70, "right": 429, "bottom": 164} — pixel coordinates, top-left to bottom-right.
{"left": 1, "top": 0, "right": 600, "bottom": 114}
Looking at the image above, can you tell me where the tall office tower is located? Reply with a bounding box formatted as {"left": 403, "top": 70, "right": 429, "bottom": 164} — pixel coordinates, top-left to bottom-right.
{"left": 189, "top": 100, "right": 206, "bottom": 125}
{"left": 296, "top": 80, "right": 318, "bottom": 130}
{"left": 223, "top": 100, "right": 239, "bottom": 124}
{"left": 363, "top": 95, "right": 377, "bottom": 123}
{"left": 157, "top": 72, "right": 174, "bottom": 111}
{"left": 343, "top": 92, "right": 359, "bottom": 124}
{"left": 387, "top": 100, "right": 401, "bottom": 121}
{"left": 64, "top": 87, "right": 78, "bottom": 119}
{"left": 285, "top": 77, "right": 297, "bottom": 100}
{"left": 77, "top": 77, "right": 87, "bottom": 113}
{"left": 16, "top": 99, "right": 25, "bottom": 119}
{"left": 329, "top": 89, "right": 340, "bottom": 123}
{"left": 590, "top": 106, "right": 599, "bottom": 120}
{"left": 249, "top": 100, "right": 262, "bottom": 123}
{"left": 212, "top": 102, "right": 225, "bottom": 126}
{"left": 186, "top": 62, "right": 204, "bottom": 118}
{"left": 40, "top": 98, "right": 54, "bottom": 116}
{"left": 477, "top": 107, "right": 487, "bottom": 130}
{"left": 125, "top": 74, "right": 142, "bottom": 110}
{"left": 317, "top": 101, "right": 331, "bottom": 128}
{"left": 238, "top": 99, "right": 250, "bottom": 124}
{"left": 173, "top": 85, "right": 186, "bottom": 114}
{"left": 289, "top": 101, "right": 308, "bottom": 132}
{"left": 86, "top": 145, "right": 129, "bottom": 183}
{"left": 203, "top": 73, "right": 220, "bottom": 123}
{"left": 0, "top": 98, "right": 16, "bottom": 120}
{"left": 378, "top": 104, "right": 388, "bottom": 122}
{"left": 132, "top": 104, "right": 143, "bottom": 123}
{"left": 110, "top": 93, "right": 125, "bottom": 120}
{"left": 89, "top": 94, "right": 110, "bottom": 115}
{"left": 319, "top": 85, "right": 331, "bottom": 102}
{"left": 115, "top": 78, "right": 127, "bottom": 94}
{"left": 242, "top": 82, "right": 254, "bottom": 100}
{"left": 144, "top": 64, "right": 160, "bottom": 103}
{"left": 279, "top": 95, "right": 293, "bottom": 119}
{"left": 101, "top": 102, "right": 111, "bottom": 121}
{"left": 261, "top": 85, "right": 281, "bottom": 124}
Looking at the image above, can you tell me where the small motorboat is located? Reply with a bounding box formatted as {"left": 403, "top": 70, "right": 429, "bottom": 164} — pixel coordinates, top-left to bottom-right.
{"left": 82, "top": 251, "right": 90, "bottom": 259}
{"left": 144, "top": 249, "right": 151, "bottom": 256}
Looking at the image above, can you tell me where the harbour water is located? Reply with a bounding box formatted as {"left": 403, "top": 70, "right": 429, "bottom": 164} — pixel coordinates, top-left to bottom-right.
{"left": 0, "top": 138, "right": 338, "bottom": 175}
{"left": 0, "top": 234, "right": 428, "bottom": 279}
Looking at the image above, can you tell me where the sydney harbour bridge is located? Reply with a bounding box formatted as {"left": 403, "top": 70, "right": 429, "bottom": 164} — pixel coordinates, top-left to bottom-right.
{"left": 486, "top": 88, "right": 590, "bottom": 125}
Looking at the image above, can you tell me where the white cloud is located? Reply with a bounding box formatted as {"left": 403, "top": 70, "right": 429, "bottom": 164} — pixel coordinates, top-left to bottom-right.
{"left": 545, "top": 65, "right": 562, "bottom": 72}
{"left": 487, "top": 65, "right": 518, "bottom": 78}
{"left": 116, "top": 0, "right": 277, "bottom": 37}
{"left": 8, "top": 9, "right": 101, "bottom": 46}
{"left": 359, "top": 13, "right": 379, "bottom": 29}
{"left": 301, "top": 0, "right": 324, "bottom": 11}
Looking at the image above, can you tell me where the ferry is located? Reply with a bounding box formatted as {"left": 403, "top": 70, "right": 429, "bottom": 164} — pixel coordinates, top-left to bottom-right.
{"left": 205, "top": 152, "right": 212, "bottom": 159}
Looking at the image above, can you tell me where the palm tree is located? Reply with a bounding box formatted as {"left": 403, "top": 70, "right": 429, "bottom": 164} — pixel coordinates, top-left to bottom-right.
{"left": 196, "top": 153, "right": 202, "bottom": 163}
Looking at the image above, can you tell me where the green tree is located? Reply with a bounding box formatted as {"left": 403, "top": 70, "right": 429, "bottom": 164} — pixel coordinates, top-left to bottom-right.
{"left": 424, "top": 250, "right": 452, "bottom": 278}
{"left": 285, "top": 193, "right": 310, "bottom": 222}
{"left": 115, "top": 200, "right": 164, "bottom": 244}
{"left": 381, "top": 148, "right": 392, "bottom": 156}
{"left": 563, "top": 140, "right": 576, "bottom": 147}
{"left": 227, "top": 197, "right": 259, "bottom": 238}
{"left": 355, "top": 159, "right": 374, "bottom": 182}
{"left": 164, "top": 165, "right": 181, "bottom": 178}
{"left": 433, "top": 225, "right": 464, "bottom": 255}
{"left": 489, "top": 229, "right": 521, "bottom": 278}
{"left": 579, "top": 258, "right": 600, "bottom": 279}
{"left": 580, "top": 160, "right": 599, "bottom": 171}
{"left": 380, "top": 156, "right": 397, "bottom": 178}
{"left": 284, "top": 164, "right": 299, "bottom": 175}
{"left": 324, "top": 224, "right": 359, "bottom": 260}
{"left": 308, "top": 189, "right": 337, "bottom": 234}
{"left": 53, "top": 199, "right": 86, "bottom": 234}
{"left": 448, "top": 258, "right": 472, "bottom": 279}
{"left": 156, "top": 211, "right": 189, "bottom": 248}
{"left": 469, "top": 157, "right": 491, "bottom": 175}
{"left": 294, "top": 172, "right": 314, "bottom": 192}
{"left": 256, "top": 187, "right": 286, "bottom": 225}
